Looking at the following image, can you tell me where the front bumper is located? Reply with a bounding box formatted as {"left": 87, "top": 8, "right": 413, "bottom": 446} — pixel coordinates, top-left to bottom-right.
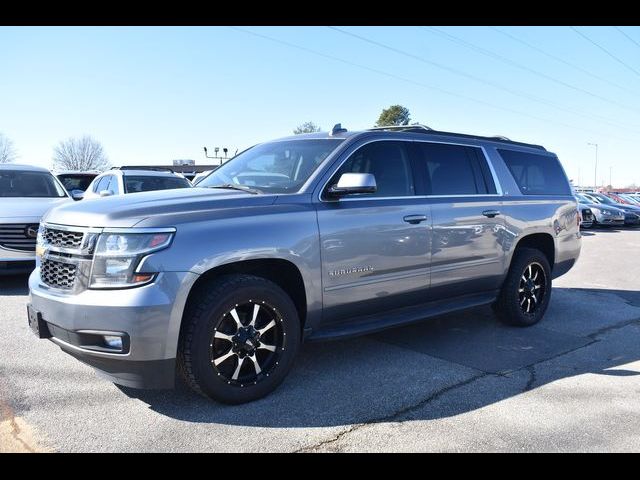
{"left": 1, "top": 246, "right": 36, "bottom": 275}
{"left": 29, "top": 268, "right": 199, "bottom": 389}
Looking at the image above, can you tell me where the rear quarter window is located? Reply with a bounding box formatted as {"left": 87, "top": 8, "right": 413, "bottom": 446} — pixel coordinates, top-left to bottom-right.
{"left": 498, "top": 149, "right": 571, "bottom": 196}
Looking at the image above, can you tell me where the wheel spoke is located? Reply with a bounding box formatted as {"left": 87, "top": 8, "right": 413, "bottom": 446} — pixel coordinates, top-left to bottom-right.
{"left": 258, "top": 342, "right": 276, "bottom": 352}
{"left": 518, "top": 288, "right": 524, "bottom": 293}
{"left": 531, "top": 292, "right": 538, "bottom": 303}
{"left": 232, "top": 357, "right": 245, "bottom": 380}
{"left": 534, "top": 284, "right": 542, "bottom": 290}
{"left": 248, "top": 354, "right": 262, "bottom": 374}
{"left": 229, "top": 308, "right": 243, "bottom": 330}
{"left": 532, "top": 269, "right": 539, "bottom": 281}
{"left": 527, "top": 264, "right": 532, "bottom": 278}
{"left": 521, "top": 275, "right": 527, "bottom": 283}
{"left": 520, "top": 296, "right": 527, "bottom": 306}
{"left": 249, "top": 303, "right": 260, "bottom": 327}
{"left": 214, "top": 349, "right": 236, "bottom": 366}
{"left": 258, "top": 319, "right": 276, "bottom": 335}
{"left": 214, "top": 331, "right": 234, "bottom": 342}
{"left": 526, "top": 298, "right": 531, "bottom": 313}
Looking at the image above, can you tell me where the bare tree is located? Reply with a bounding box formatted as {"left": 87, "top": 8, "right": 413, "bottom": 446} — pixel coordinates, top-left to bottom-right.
{"left": 0, "top": 133, "right": 18, "bottom": 163}
{"left": 53, "top": 135, "right": 110, "bottom": 171}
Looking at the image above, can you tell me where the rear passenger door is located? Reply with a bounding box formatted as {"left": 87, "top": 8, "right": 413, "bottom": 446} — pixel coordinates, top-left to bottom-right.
{"left": 414, "top": 141, "right": 506, "bottom": 297}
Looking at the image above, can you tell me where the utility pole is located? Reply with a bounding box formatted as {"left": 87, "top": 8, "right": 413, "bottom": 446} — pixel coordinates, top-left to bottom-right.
{"left": 587, "top": 143, "right": 598, "bottom": 188}
{"left": 609, "top": 166, "right": 612, "bottom": 189}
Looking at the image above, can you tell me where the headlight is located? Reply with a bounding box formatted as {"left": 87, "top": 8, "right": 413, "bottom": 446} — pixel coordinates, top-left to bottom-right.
{"left": 89, "top": 230, "right": 174, "bottom": 288}
{"left": 600, "top": 209, "right": 612, "bottom": 215}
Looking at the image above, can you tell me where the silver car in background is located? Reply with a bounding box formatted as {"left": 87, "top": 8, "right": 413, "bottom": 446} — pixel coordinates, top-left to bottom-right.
{"left": 0, "top": 164, "right": 71, "bottom": 274}
{"left": 574, "top": 193, "right": 624, "bottom": 227}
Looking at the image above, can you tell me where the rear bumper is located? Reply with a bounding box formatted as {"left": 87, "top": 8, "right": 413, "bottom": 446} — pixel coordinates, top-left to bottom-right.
{"left": 29, "top": 269, "right": 199, "bottom": 389}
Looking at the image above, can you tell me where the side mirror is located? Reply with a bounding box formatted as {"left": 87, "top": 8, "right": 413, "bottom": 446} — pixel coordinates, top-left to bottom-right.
{"left": 71, "top": 189, "right": 84, "bottom": 201}
{"left": 327, "top": 173, "right": 377, "bottom": 198}
{"left": 99, "top": 190, "right": 114, "bottom": 197}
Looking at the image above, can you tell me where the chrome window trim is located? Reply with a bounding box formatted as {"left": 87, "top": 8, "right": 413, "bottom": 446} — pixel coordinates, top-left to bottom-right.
{"left": 317, "top": 137, "right": 504, "bottom": 203}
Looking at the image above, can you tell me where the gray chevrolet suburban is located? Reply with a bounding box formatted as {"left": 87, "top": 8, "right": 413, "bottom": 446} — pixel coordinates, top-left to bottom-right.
{"left": 28, "top": 125, "right": 581, "bottom": 404}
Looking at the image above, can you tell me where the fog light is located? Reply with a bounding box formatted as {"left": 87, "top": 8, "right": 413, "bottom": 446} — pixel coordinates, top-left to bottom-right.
{"left": 103, "top": 335, "right": 123, "bottom": 350}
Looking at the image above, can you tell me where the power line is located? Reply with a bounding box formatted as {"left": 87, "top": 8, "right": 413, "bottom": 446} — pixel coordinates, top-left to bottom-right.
{"left": 614, "top": 26, "right": 640, "bottom": 50}
{"left": 490, "top": 26, "right": 634, "bottom": 95}
{"left": 424, "top": 26, "right": 639, "bottom": 115}
{"left": 570, "top": 26, "right": 640, "bottom": 79}
{"left": 328, "top": 26, "right": 640, "bottom": 134}
{"left": 228, "top": 26, "right": 636, "bottom": 144}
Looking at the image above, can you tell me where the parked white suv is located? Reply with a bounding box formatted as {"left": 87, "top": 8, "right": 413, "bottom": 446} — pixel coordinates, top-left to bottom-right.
{"left": 83, "top": 167, "right": 192, "bottom": 200}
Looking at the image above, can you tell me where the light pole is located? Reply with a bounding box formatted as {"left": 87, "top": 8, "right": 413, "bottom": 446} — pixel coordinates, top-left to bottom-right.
{"left": 587, "top": 142, "right": 598, "bottom": 188}
{"left": 609, "top": 166, "right": 612, "bottom": 189}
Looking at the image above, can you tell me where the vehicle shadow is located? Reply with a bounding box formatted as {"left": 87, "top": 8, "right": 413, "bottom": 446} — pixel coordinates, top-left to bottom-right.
{"left": 0, "top": 274, "right": 30, "bottom": 296}
{"left": 118, "top": 287, "right": 640, "bottom": 428}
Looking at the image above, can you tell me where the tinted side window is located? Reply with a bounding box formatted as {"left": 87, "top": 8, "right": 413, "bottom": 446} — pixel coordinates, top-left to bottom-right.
{"left": 415, "top": 143, "right": 494, "bottom": 195}
{"left": 331, "top": 141, "right": 414, "bottom": 197}
{"left": 498, "top": 149, "right": 571, "bottom": 195}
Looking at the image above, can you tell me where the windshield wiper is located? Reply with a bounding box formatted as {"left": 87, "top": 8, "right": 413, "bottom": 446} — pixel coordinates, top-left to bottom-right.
{"left": 206, "top": 184, "right": 262, "bottom": 195}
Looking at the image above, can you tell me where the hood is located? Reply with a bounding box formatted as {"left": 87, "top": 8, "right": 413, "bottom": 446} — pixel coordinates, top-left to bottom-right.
{"left": 0, "top": 197, "right": 71, "bottom": 221}
{"left": 42, "top": 187, "right": 278, "bottom": 228}
{"left": 583, "top": 203, "right": 624, "bottom": 214}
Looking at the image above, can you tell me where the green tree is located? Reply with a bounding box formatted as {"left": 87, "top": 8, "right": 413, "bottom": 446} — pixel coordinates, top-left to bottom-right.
{"left": 293, "top": 121, "right": 322, "bottom": 135}
{"left": 375, "top": 105, "right": 411, "bottom": 127}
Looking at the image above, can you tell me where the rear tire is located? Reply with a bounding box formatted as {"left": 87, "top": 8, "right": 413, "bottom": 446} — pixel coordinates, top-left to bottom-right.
{"left": 494, "top": 248, "right": 551, "bottom": 327}
{"left": 178, "top": 274, "right": 301, "bottom": 404}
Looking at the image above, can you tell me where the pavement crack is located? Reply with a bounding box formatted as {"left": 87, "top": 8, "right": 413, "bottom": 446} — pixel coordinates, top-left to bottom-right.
{"left": 295, "top": 373, "right": 489, "bottom": 452}
{"left": 586, "top": 316, "right": 640, "bottom": 341}
{"left": 524, "top": 365, "right": 536, "bottom": 391}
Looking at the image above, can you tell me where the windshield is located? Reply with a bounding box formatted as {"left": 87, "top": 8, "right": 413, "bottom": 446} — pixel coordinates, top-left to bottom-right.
{"left": 58, "top": 174, "right": 96, "bottom": 192}
{"left": 198, "top": 139, "right": 344, "bottom": 194}
{"left": 0, "top": 170, "right": 67, "bottom": 198}
{"left": 123, "top": 175, "right": 191, "bottom": 194}
{"left": 575, "top": 194, "right": 592, "bottom": 203}
{"left": 591, "top": 193, "right": 617, "bottom": 205}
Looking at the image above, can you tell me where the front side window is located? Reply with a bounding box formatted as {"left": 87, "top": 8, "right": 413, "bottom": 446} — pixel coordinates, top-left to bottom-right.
{"left": 198, "top": 139, "right": 344, "bottom": 194}
{"left": 331, "top": 141, "right": 415, "bottom": 197}
{"left": 123, "top": 175, "right": 191, "bottom": 194}
{"left": 498, "top": 149, "right": 571, "bottom": 196}
{"left": 94, "top": 176, "right": 110, "bottom": 193}
{"left": 0, "top": 171, "right": 67, "bottom": 198}
{"left": 107, "top": 176, "right": 120, "bottom": 195}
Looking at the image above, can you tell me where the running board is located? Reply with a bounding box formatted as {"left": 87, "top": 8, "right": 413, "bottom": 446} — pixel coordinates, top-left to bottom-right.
{"left": 307, "top": 291, "right": 497, "bottom": 342}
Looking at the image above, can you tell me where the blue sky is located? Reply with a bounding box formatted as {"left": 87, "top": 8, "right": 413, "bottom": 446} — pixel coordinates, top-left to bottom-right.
{"left": 1, "top": 26, "right": 639, "bottom": 186}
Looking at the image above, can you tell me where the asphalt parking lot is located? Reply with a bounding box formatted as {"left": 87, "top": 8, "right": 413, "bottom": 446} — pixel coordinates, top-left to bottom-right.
{"left": 2, "top": 228, "right": 640, "bottom": 452}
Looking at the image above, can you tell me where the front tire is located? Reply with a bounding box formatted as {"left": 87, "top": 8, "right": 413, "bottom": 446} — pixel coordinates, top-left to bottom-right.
{"left": 178, "top": 274, "right": 301, "bottom": 404}
{"left": 494, "top": 248, "right": 551, "bottom": 327}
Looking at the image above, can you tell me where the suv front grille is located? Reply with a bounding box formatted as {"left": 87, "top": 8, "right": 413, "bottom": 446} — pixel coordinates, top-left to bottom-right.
{"left": 40, "top": 259, "right": 77, "bottom": 290}
{"left": 0, "top": 223, "right": 39, "bottom": 252}
{"left": 43, "top": 227, "right": 84, "bottom": 249}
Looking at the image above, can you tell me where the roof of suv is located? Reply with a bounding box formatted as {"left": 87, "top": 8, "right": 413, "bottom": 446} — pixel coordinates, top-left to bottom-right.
{"left": 275, "top": 125, "right": 547, "bottom": 151}
{"left": 0, "top": 163, "right": 52, "bottom": 172}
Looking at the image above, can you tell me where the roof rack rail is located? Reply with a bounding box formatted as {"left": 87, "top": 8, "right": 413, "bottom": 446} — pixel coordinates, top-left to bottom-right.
{"left": 368, "top": 124, "right": 433, "bottom": 132}
{"left": 366, "top": 126, "right": 546, "bottom": 151}
{"left": 111, "top": 166, "right": 176, "bottom": 173}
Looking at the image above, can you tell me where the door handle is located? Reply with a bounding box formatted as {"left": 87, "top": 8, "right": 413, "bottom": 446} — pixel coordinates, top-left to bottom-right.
{"left": 403, "top": 214, "right": 428, "bottom": 224}
{"left": 482, "top": 210, "right": 501, "bottom": 218}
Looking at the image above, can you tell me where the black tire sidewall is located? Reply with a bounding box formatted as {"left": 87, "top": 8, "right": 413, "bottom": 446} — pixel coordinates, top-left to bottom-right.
{"left": 498, "top": 248, "right": 552, "bottom": 327}
{"left": 187, "top": 277, "right": 300, "bottom": 404}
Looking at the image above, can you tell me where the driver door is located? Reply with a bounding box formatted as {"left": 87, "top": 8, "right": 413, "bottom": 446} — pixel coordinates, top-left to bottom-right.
{"left": 315, "top": 140, "right": 432, "bottom": 324}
